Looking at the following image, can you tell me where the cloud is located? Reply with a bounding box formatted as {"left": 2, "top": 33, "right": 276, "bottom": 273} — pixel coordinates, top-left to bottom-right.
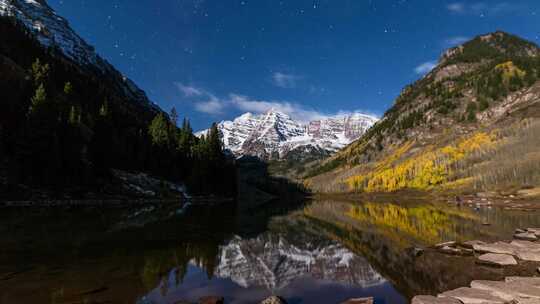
{"left": 271, "top": 72, "right": 301, "bottom": 88}
{"left": 415, "top": 61, "right": 437, "bottom": 75}
{"left": 229, "top": 94, "right": 330, "bottom": 122}
{"left": 175, "top": 82, "right": 204, "bottom": 97}
{"left": 444, "top": 36, "right": 469, "bottom": 46}
{"left": 175, "top": 82, "right": 225, "bottom": 115}
{"left": 446, "top": 2, "right": 523, "bottom": 16}
{"left": 176, "top": 83, "right": 378, "bottom": 122}
{"left": 447, "top": 3, "right": 465, "bottom": 13}
{"left": 194, "top": 98, "right": 225, "bottom": 115}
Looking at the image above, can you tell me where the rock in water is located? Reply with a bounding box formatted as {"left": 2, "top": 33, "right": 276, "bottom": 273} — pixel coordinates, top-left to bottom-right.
{"left": 199, "top": 296, "right": 224, "bottom": 304}
{"left": 515, "top": 250, "right": 540, "bottom": 262}
{"left": 477, "top": 253, "right": 518, "bottom": 266}
{"left": 260, "top": 296, "right": 287, "bottom": 304}
{"left": 341, "top": 297, "right": 374, "bottom": 304}
{"left": 514, "top": 232, "right": 538, "bottom": 241}
{"left": 439, "top": 287, "right": 507, "bottom": 304}
{"left": 472, "top": 241, "right": 518, "bottom": 255}
{"left": 471, "top": 280, "right": 540, "bottom": 300}
{"left": 411, "top": 295, "right": 461, "bottom": 304}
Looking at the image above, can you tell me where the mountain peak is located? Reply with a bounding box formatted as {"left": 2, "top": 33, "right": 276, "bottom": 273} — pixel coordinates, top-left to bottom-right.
{"left": 440, "top": 31, "right": 540, "bottom": 67}
{"left": 198, "top": 111, "right": 377, "bottom": 160}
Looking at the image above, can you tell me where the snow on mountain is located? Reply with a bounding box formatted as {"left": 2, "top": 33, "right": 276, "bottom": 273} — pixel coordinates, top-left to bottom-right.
{"left": 0, "top": 0, "right": 159, "bottom": 110}
{"left": 213, "top": 234, "right": 386, "bottom": 290}
{"left": 197, "top": 109, "right": 378, "bottom": 160}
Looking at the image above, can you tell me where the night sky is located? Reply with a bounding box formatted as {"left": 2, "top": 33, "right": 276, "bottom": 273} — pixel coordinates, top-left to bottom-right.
{"left": 48, "top": 0, "right": 540, "bottom": 130}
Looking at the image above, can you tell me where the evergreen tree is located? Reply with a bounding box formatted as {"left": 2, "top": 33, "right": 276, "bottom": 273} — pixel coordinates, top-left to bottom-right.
{"left": 149, "top": 113, "right": 170, "bottom": 146}
{"left": 28, "top": 83, "right": 47, "bottom": 116}
{"left": 30, "top": 58, "right": 49, "bottom": 86}
{"left": 169, "top": 107, "right": 178, "bottom": 127}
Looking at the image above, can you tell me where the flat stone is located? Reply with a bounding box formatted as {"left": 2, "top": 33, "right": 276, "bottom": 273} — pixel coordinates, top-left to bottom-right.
{"left": 510, "top": 240, "right": 540, "bottom": 251}
{"left": 471, "top": 280, "right": 540, "bottom": 300}
{"left": 439, "top": 245, "right": 464, "bottom": 255}
{"left": 477, "top": 253, "right": 518, "bottom": 266}
{"left": 436, "top": 241, "right": 457, "bottom": 248}
{"left": 514, "top": 232, "right": 538, "bottom": 241}
{"left": 473, "top": 242, "right": 519, "bottom": 255}
{"left": 439, "top": 287, "right": 508, "bottom": 304}
{"left": 340, "top": 297, "right": 373, "bottom": 304}
{"left": 411, "top": 295, "right": 461, "bottom": 304}
{"left": 260, "top": 296, "right": 287, "bottom": 304}
{"left": 505, "top": 277, "right": 540, "bottom": 288}
{"left": 515, "top": 250, "right": 540, "bottom": 262}
{"left": 462, "top": 240, "right": 486, "bottom": 249}
{"left": 527, "top": 228, "right": 540, "bottom": 238}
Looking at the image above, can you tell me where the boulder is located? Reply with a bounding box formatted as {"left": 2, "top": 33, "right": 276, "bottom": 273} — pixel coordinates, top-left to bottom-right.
{"left": 260, "top": 296, "right": 287, "bottom": 304}
{"left": 199, "top": 296, "right": 224, "bottom": 304}
{"left": 439, "top": 287, "right": 508, "bottom": 304}
{"left": 411, "top": 295, "right": 461, "bottom": 304}
{"left": 477, "top": 253, "right": 518, "bottom": 266}
{"left": 340, "top": 297, "right": 373, "bottom": 304}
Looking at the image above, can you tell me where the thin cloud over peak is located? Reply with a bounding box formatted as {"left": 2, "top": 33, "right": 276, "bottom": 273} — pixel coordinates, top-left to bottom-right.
{"left": 175, "top": 82, "right": 205, "bottom": 97}
{"left": 175, "top": 83, "right": 376, "bottom": 123}
{"left": 446, "top": 2, "right": 524, "bottom": 16}
{"left": 271, "top": 72, "right": 302, "bottom": 88}
{"left": 444, "top": 36, "right": 470, "bottom": 46}
{"left": 415, "top": 61, "right": 437, "bottom": 75}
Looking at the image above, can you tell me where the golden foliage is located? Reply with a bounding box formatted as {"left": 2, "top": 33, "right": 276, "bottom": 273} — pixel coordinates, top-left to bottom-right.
{"left": 345, "top": 132, "right": 495, "bottom": 192}
{"left": 495, "top": 61, "right": 526, "bottom": 83}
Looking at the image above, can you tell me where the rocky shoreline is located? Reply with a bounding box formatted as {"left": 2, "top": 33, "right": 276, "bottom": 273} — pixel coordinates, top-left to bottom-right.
{"left": 413, "top": 227, "right": 540, "bottom": 303}
{"left": 175, "top": 296, "right": 374, "bottom": 304}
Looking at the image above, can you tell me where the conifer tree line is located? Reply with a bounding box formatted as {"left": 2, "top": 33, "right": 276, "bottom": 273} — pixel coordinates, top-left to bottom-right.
{"left": 0, "top": 17, "right": 235, "bottom": 197}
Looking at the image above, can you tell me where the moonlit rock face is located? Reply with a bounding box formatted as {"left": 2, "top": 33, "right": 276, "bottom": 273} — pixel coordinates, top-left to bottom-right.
{"left": 0, "top": 0, "right": 99, "bottom": 67}
{"left": 197, "top": 109, "right": 378, "bottom": 160}
{"left": 0, "top": 0, "right": 159, "bottom": 110}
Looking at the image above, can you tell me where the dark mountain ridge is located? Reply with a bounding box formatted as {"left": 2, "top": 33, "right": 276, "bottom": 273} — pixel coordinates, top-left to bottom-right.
{"left": 0, "top": 11, "right": 235, "bottom": 199}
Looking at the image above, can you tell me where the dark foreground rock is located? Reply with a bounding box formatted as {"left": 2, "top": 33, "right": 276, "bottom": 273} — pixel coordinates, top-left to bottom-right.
{"left": 198, "top": 296, "right": 224, "bottom": 304}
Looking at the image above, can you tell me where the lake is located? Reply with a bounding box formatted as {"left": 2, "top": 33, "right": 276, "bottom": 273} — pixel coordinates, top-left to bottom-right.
{"left": 1, "top": 197, "right": 540, "bottom": 304}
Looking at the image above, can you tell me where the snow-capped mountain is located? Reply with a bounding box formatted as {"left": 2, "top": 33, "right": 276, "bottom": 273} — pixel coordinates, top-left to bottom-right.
{"left": 198, "top": 109, "right": 378, "bottom": 160}
{"left": 0, "top": 0, "right": 158, "bottom": 111}
{"left": 213, "top": 234, "right": 386, "bottom": 290}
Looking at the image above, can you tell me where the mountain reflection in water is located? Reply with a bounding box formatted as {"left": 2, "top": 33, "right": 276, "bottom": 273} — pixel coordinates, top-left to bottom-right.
{"left": 1, "top": 198, "right": 540, "bottom": 304}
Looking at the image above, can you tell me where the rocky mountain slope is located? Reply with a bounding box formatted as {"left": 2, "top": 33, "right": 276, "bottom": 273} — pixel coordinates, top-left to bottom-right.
{"left": 0, "top": 0, "right": 158, "bottom": 111}
{"left": 306, "top": 31, "right": 540, "bottom": 195}
{"left": 0, "top": 0, "right": 236, "bottom": 198}
{"left": 198, "top": 109, "right": 377, "bottom": 160}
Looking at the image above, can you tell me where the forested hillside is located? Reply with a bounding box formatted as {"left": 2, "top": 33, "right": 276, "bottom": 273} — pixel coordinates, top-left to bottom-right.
{"left": 0, "top": 16, "right": 235, "bottom": 199}
{"left": 305, "top": 31, "right": 540, "bottom": 196}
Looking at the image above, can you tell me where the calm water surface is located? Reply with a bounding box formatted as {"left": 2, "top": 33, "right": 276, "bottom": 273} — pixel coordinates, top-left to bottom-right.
{"left": 1, "top": 198, "right": 539, "bottom": 304}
